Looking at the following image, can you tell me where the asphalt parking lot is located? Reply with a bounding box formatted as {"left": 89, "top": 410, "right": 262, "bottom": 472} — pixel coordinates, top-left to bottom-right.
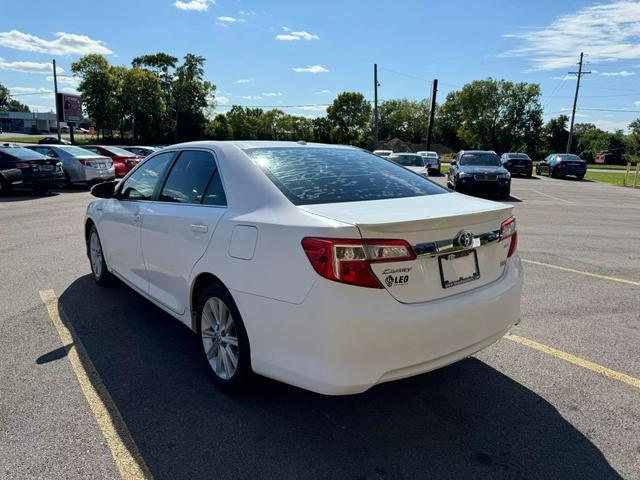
{"left": 1, "top": 175, "right": 638, "bottom": 479}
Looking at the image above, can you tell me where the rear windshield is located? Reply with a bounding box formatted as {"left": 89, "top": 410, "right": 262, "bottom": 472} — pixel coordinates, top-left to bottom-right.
{"left": 58, "top": 146, "right": 101, "bottom": 157}
{"left": 506, "top": 153, "right": 530, "bottom": 159}
{"left": 104, "top": 146, "right": 136, "bottom": 156}
{"left": 557, "top": 154, "right": 583, "bottom": 161}
{"left": 390, "top": 155, "right": 424, "bottom": 167}
{"left": 459, "top": 153, "right": 501, "bottom": 166}
{"left": 245, "top": 147, "right": 447, "bottom": 205}
{"left": 0, "top": 147, "right": 45, "bottom": 160}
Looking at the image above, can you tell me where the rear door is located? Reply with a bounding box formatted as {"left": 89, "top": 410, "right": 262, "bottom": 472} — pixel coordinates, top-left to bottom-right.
{"left": 140, "top": 149, "right": 227, "bottom": 314}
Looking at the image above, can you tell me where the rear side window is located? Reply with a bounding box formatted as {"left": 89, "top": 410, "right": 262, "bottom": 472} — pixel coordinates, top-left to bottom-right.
{"left": 160, "top": 150, "right": 217, "bottom": 204}
{"left": 119, "top": 152, "right": 173, "bottom": 200}
{"left": 245, "top": 147, "right": 447, "bottom": 205}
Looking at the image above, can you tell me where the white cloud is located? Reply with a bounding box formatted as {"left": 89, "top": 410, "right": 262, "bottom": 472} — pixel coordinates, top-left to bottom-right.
{"left": 296, "top": 105, "right": 328, "bottom": 111}
{"left": 281, "top": 26, "right": 291, "bottom": 32}
{"left": 502, "top": 1, "right": 640, "bottom": 70}
{"left": 61, "top": 87, "right": 78, "bottom": 94}
{"left": 293, "top": 65, "right": 328, "bottom": 73}
{"left": 238, "top": 10, "right": 255, "bottom": 16}
{"left": 237, "top": 95, "right": 262, "bottom": 100}
{"left": 276, "top": 30, "right": 319, "bottom": 41}
{"left": 0, "top": 30, "right": 112, "bottom": 55}
{"left": 315, "top": 89, "right": 331, "bottom": 94}
{"left": 173, "top": 0, "right": 213, "bottom": 11}
{"left": 262, "top": 92, "right": 282, "bottom": 97}
{"left": 26, "top": 104, "right": 54, "bottom": 112}
{"left": 46, "top": 75, "right": 79, "bottom": 86}
{"left": 600, "top": 70, "right": 636, "bottom": 76}
{"left": 217, "top": 16, "right": 238, "bottom": 22}
{"left": 233, "top": 78, "right": 253, "bottom": 84}
{"left": 9, "top": 86, "right": 50, "bottom": 94}
{"left": 0, "top": 57, "right": 65, "bottom": 74}
{"left": 216, "top": 95, "right": 230, "bottom": 104}
{"left": 634, "top": 100, "right": 640, "bottom": 107}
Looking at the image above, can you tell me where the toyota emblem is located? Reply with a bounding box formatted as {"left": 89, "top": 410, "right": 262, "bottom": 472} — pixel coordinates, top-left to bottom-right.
{"left": 455, "top": 230, "right": 474, "bottom": 249}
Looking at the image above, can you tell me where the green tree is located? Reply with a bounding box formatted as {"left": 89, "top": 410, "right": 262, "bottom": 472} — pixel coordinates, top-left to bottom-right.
{"left": 437, "top": 78, "right": 543, "bottom": 154}
{"left": 542, "top": 115, "right": 569, "bottom": 154}
{"left": 312, "top": 116, "right": 331, "bottom": 143}
{"left": 173, "top": 54, "right": 215, "bottom": 141}
{"left": 71, "top": 54, "right": 119, "bottom": 137}
{"left": 327, "top": 92, "right": 372, "bottom": 145}
{"left": 378, "top": 99, "right": 429, "bottom": 143}
{"left": 121, "top": 67, "right": 165, "bottom": 143}
{"left": 132, "top": 52, "right": 178, "bottom": 141}
{"left": 209, "top": 113, "right": 232, "bottom": 139}
{"left": 0, "top": 82, "right": 30, "bottom": 112}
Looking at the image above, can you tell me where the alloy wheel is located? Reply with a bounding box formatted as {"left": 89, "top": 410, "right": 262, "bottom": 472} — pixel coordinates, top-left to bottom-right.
{"left": 89, "top": 232, "right": 103, "bottom": 279}
{"left": 201, "top": 297, "right": 240, "bottom": 380}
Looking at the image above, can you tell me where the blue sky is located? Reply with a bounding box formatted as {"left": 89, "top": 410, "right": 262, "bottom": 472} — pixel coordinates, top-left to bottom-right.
{"left": 1, "top": 0, "right": 639, "bottom": 131}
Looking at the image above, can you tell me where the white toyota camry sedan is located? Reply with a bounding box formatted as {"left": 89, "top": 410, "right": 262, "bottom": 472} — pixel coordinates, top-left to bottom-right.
{"left": 85, "top": 141, "right": 522, "bottom": 395}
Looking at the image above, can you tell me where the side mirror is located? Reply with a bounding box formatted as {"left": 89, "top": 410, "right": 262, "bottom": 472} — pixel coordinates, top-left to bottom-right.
{"left": 450, "top": 160, "right": 457, "bottom": 165}
{"left": 91, "top": 181, "right": 116, "bottom": 199}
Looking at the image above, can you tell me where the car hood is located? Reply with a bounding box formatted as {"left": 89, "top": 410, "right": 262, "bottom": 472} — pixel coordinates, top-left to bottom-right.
{"left": 458, "top": 165, "right": 509, "bottom": 174}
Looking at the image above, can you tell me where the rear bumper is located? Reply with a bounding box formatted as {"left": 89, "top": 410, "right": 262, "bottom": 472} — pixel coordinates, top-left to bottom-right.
{"left": 81, "top": 167, "right": 116, "bottom": 182}
{"left": 12, "top": 171, "right": 65, "bottom": 187}
{"left": 557, "top": 168, "right": 586, "bottom": 176}
{"left": 507, "top": 166, "right": 532, "bottom": 175}
{"left": 233, "top": 255, "right": 523, "bottom": 395}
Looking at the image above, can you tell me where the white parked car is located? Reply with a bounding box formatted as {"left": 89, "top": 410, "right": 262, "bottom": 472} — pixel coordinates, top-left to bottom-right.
{"left": 85, "top": 141, "right": 522, "bottom": 395}
{"left": 389, "top": 152, "right": 430, "bottom": 177}
{"left": 372, "top": 149, "right": 393, "bottom": 158}
{"left": 417, "top": 150, "right": 441, "bottom": 175}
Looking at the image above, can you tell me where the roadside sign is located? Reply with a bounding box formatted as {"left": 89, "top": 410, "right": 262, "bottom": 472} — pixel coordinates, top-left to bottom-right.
{"left": 56, "top": 93, "right": 83, "bottom": 123}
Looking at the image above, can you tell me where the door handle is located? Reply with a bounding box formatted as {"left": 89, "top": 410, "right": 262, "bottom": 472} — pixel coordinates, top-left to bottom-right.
{"left": 132, "top": 213, "right": 142, "bottom": 225}
{"left": 190, "top": 224, "right": 208, "bottom": 234}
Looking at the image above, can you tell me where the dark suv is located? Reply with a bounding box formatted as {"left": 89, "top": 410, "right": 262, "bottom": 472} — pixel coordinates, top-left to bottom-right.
{"left": 447, "top": 150, "right": 511, "bottom": 199}
{"left": 0, "top": 144, "right": 65, "bottom": 194}
{"left": 500, "top": 152, "right": 533, "bottom": 177}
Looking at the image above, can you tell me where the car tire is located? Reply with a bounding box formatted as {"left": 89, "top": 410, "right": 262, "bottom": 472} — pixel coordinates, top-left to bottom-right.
{"left": 0, "top": 176, "right": 9, "bottom": 196}
{"left": 196, "top": 285, "right": 252, "bottom": 392}
{"left": 577, "top": 174, "right": 584, "bottom": 180}
{"left": 88, "top": 225, "right": 113, "bottom": 286}
{"left": 64, "top": 172, "right": 72, "bottom": 188}
{"left": 501, "top": 189, "right": 511, "bottom": 200}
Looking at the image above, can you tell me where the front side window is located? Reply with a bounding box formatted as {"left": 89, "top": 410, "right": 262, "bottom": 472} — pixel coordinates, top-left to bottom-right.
{"left": 245, "top": 147, "right": 447, "bottom": 205}
{"left": 119, "top": 152, "right": 173, "bottom": 200}
{"left": 160, "top": 150, "right": 217, "bottom": 204}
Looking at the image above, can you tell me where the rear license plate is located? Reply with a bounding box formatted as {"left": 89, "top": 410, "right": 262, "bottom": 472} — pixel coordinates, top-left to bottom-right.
{"left": 96, "top": 162, "right": 106, "bottom": 169}
{"left": 40, "top": 165, "right": 54, "bottom": 171}
{"left": 439, "top": 250, "right": 480, "bottom": 288}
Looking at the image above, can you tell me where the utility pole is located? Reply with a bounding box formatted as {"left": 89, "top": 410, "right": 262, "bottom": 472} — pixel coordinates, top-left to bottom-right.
{"left": 374, "top": 63, "right": 379, "bottom": 149}
{"left": 426, "top": 79, "right": 438, "bottom": 151}
{"left": 566, "top": 52, "right": 591, "bottom": 154}
{"left": 53, "top": 59, "right": 61, "bottom": 141}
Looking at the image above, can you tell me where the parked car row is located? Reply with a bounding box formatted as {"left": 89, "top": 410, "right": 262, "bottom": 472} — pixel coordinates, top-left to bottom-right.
{"left": 373, "top": 150, "right": 441, "bottom": 176}
{"left": 0, "top": 142, "right": 161, "bottom": 195}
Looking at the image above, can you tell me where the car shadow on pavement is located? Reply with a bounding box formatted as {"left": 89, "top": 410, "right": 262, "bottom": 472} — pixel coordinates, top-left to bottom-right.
{"left": 54, "top": 275, "right": 621, "bottom": 480}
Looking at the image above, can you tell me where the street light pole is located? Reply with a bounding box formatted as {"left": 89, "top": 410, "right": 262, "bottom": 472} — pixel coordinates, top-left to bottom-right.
{"left": 53, "top": 59, "right": 61, "bottom": 141}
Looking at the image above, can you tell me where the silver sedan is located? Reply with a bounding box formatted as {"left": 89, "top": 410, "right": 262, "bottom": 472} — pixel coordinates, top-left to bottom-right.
{"left": 27, "top": 145, "right": 115, "bottom": 186}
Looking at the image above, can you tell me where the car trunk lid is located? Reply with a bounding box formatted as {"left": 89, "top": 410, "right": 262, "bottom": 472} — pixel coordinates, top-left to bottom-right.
{"left": 300, "top": 193, "right": 514, "bottom": 303}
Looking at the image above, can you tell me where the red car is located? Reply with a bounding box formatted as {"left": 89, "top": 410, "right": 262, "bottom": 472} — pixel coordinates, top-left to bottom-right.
{"left": 83, "top": 146, "right": 143, "bottom": 177}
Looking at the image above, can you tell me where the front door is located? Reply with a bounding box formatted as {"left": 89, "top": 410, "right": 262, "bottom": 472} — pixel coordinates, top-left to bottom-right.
{"left": 100, "top": 151, "right": 174, "bottom": 292}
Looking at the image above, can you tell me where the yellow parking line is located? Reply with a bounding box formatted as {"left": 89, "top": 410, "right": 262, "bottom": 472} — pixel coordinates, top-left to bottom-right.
{"left": 505, "top": 333, "right": 640, "bottom": 389}
{"left": 522, "top": 259, "right": 640, "bottom": 286}
{"left": 39, "top": 290, "right": 152, "bottom": 480}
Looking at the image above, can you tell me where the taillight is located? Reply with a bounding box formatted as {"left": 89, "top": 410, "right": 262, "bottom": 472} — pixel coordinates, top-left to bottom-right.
{"left": 556, "top": 160, "right": 564, "bottom": 167}
{"left": 15, "top": 162, "right": 31, "bottom": 169}
{"left": 301, "top": 237, "right": 416, "bottom": 289}
{"left": 499, "top": 216, "right": 518, "bottom": 257}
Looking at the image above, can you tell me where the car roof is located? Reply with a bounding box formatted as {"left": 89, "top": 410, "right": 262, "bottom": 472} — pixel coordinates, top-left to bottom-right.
{"left": 389, "top": 152, "right": 421, "bottom": 156}
{"left": 459, "top": 150, "right": 497, "bottom": 154}
{"left": 169, "top": 140, "right": 359, "bottom": 150}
